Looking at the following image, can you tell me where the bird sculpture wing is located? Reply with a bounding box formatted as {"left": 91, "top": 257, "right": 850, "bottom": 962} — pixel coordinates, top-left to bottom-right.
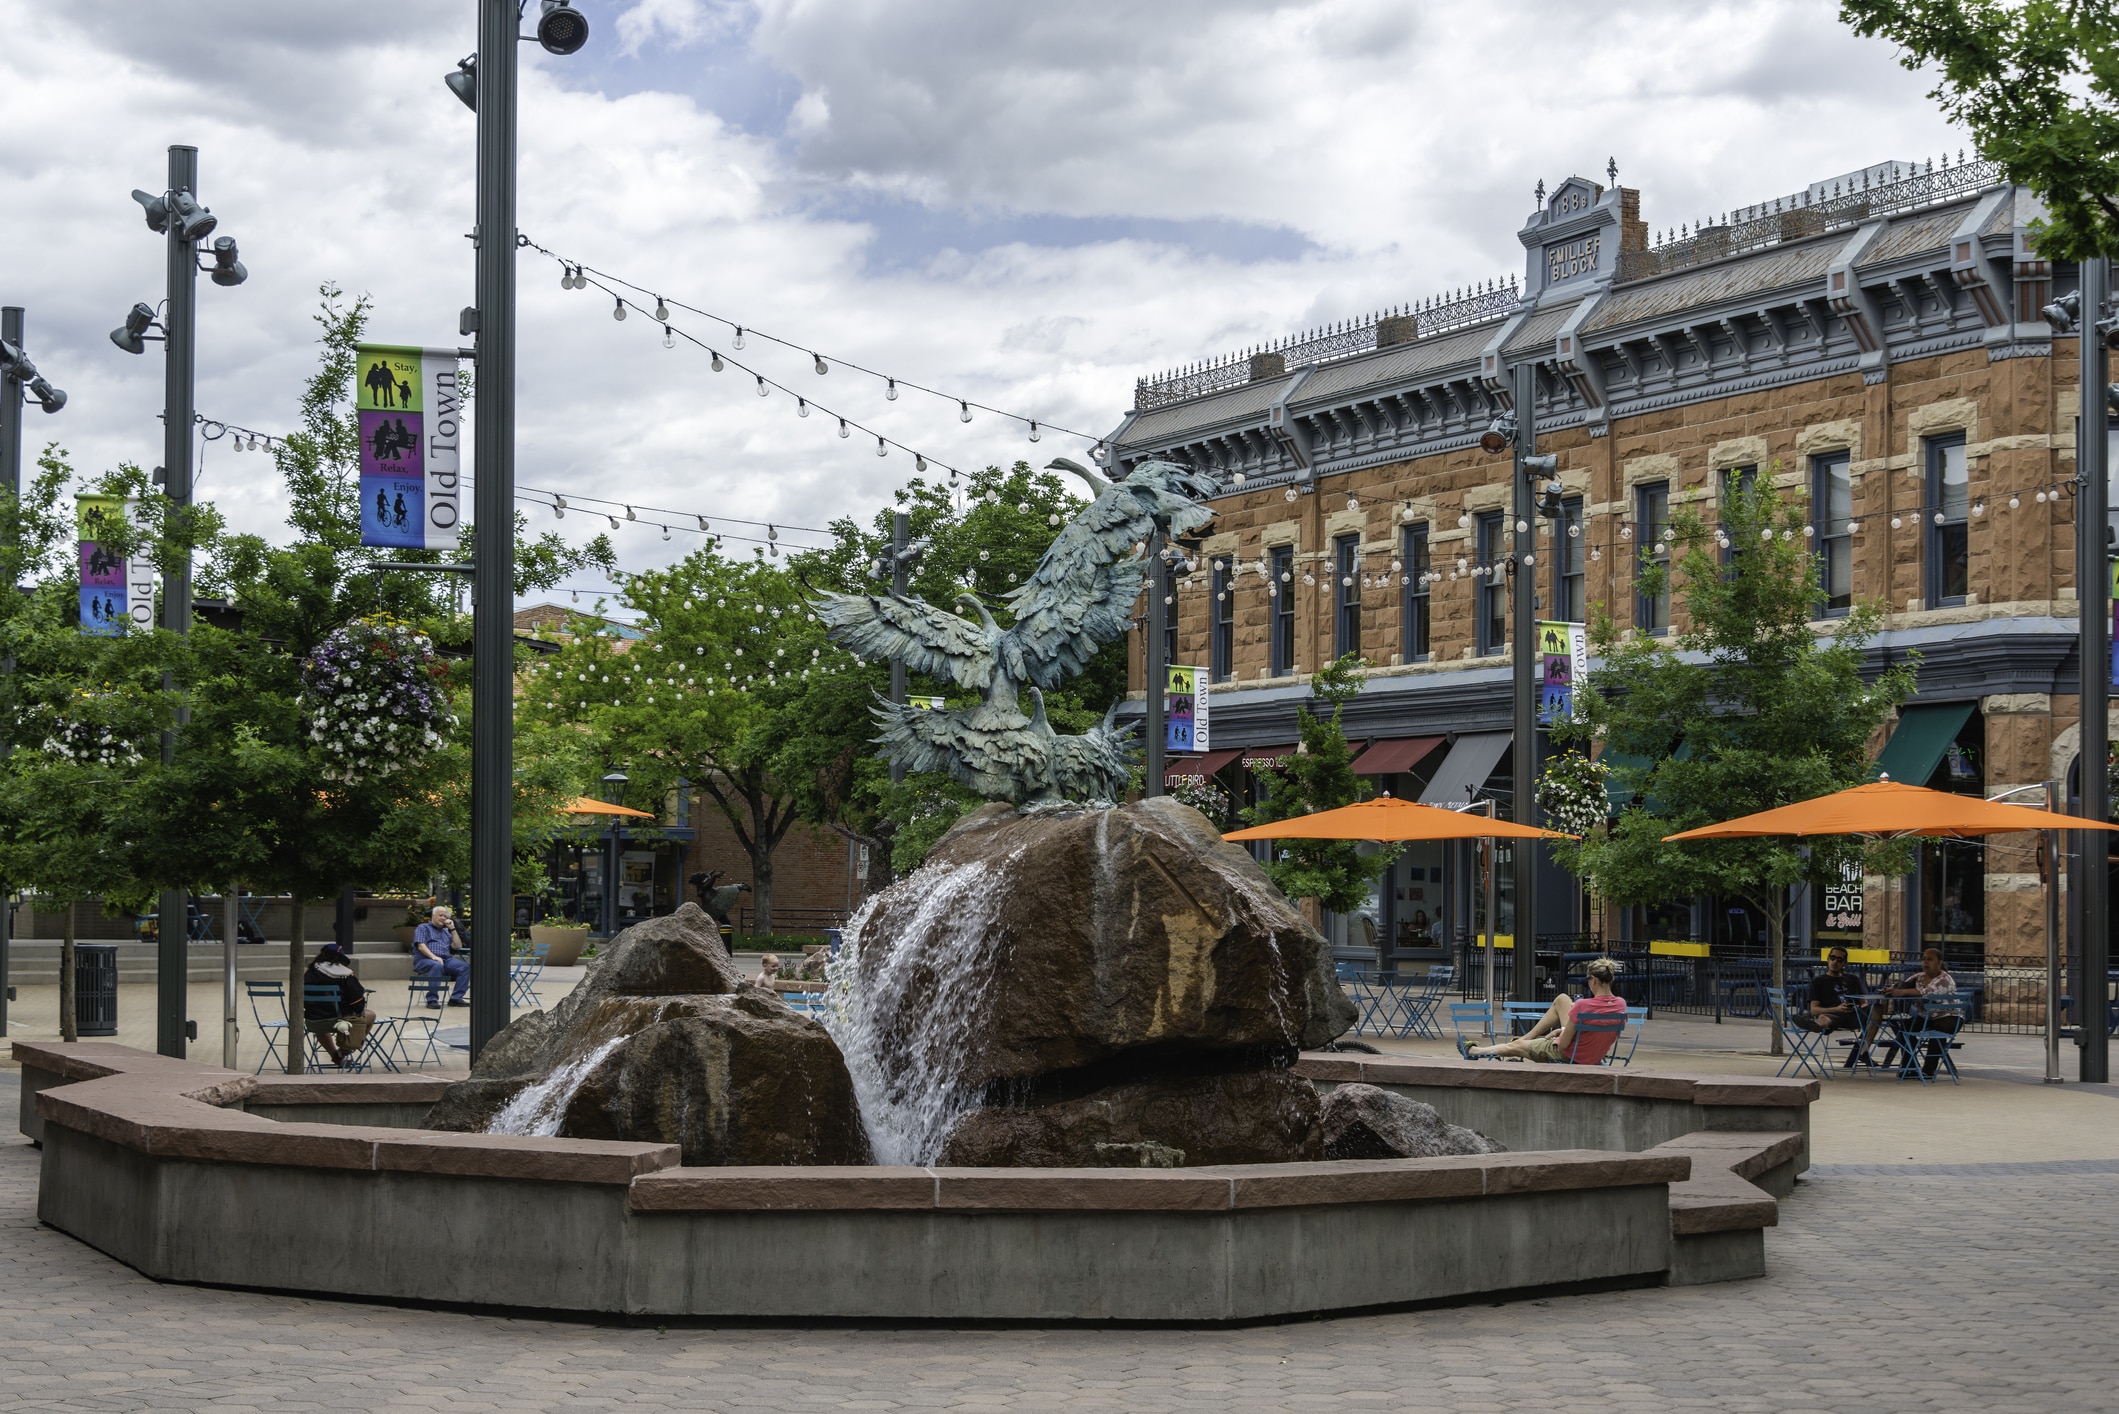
{"left": 814, "top": 590, "right": 997, "bottom": 690}
{"left": 873, "top": 690, "right": 1042, "bottom": 805}
{"left": 1002, "top": 458, "right": 1217, "bottom": 688}
{"left": 1045, "top": 703, "right": 1137, "bottom": 805}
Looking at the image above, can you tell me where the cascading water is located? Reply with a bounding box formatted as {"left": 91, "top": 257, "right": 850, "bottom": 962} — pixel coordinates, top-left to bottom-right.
{"left": 488, "top": 1034, "right": 629, "bottom": 1136}
{"left": 822, "top": 851, "right": 1015, "bottom": 1165}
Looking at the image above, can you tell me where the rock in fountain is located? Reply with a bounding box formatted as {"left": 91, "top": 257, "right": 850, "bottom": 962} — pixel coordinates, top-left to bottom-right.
{"left": 1319, "top": 1084, "right": 1505, "bottom": 1160}
{"left": 826, "top": 797, "right": 1355, "bottom": 1167}
{"left": 426, "top": 904, "right": 870, "bottom": 1166}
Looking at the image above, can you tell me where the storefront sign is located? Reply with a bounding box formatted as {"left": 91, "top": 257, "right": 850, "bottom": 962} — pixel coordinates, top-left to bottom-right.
{"left": 1535, "top": 620, "right": 1587, "bottom": 724}
{"left": 1166, "top": 664, "right": 1208, "bottom": 752}
{"left": 356, "top": 344, "right": 463, "bottom": 550}
{"left": 1822, "top": 856, "right": 1864, "bottom": 933}
{"left": 76, "top": 496, "right": 154, "bottom": 637}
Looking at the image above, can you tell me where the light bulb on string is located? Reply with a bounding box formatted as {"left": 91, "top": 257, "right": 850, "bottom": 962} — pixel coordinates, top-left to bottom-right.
{"left": 732, "top": 327, "right": 746, "bottom": 350}
{"left": 798, "top": 398, "right": 810, "bottom": 418}
{"left": 886, "top": 379, "right": 898, "bottom": 401}
{"left": 813, "top": 353, "right": 828, "bottom": 375}
{"left": 661, "top": 525, "right": 671, "bottom": 541}
{"left": 709, "top": 351, "right": 723, "bottom": 372}
{"left": 838, "top": 418, "right": 850, "bottom": 439}
{"left": 653, "top": 297, "right": 669, "bottom": 322}
{"left": 612, "top": 296, "right": 626, "bottom": 321}
{"left": 755, "top": 377, "right": 768, "bottom": 397}
{"left": 2010, "top": 495, "right": 2021, "bottom": 509}
{"left": 1458, "top": 513, "right": 1471, "bottom": 529}
{"left": 915, "top": 454, "right": 928, "bottom": 473}
{"left": 1972, "top": 501, "right": 1985, "bottom": 518}
{"left": 662, "top": 325, "right": 674, "bottom": 349}
{"left": 876, "top": 437, "right": 888, "bottom": 458}
{"left": 1890, "top": 515, "right": 1903, "bottom": 529}
{"left": 1932, "top": 511, "right": 1945, "bottom": 526}
{"left": 959, "top": 401, "right": 972, "bottom": 423}
{"left": 1028, "top": 421, "right": 1041, "bottom": 443}
{"left": 696, "top": 516, "right": 709, "bottom": 532}
{"left": 1347, "top": 496, "right": 1360, "bottom": 511}
{"left": 625, "top": 505, "right": 637, "bottom": 521}
{"left": 1233, "top": 472, "right": 1247, "bottom": 486}
{"left": 1620, "top": 524, "right": 1633, "bottom": 540}
{"left": 1284, "top": 487, "right": 1298, "bottom": 502}
{"left": 607, "top": 515, "right": 620, "bottom": 530}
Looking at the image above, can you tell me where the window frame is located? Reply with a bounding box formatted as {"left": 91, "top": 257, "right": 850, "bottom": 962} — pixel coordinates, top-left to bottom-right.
{"left": 1333, "top": 533, "right": 1361, "bottom": 660}
{"left": 1718, "top": 465, "right": 1758, "bottom": 571}
{"left": 1475, "top": 510, "right": 1507, "bottom": 657}
{"left": 1210, "top": 559, "right": 1234, "bottom": 683}
{"left": 1402, "top": 522, "right": 1430, "bottom": 663}
{"left": 1635, "top": 481, "right": 1670, "bottom": 635}
{"left": 1552, "top": 495, "right": 1584, "bottom": 623}
{"left": 1269, "top": 544, "right": 1296, "bottom": 677}
{"left": 1811, "top": 450, "right": 1853, "bottom": 617}
{"left": 1924, "top": 432, "right": 1969, "bottom": 608}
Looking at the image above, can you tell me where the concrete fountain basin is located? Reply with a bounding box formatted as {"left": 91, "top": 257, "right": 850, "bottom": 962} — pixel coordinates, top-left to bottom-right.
{"left": 15, "top": 1040, "right": 1811, "bottom": 1322}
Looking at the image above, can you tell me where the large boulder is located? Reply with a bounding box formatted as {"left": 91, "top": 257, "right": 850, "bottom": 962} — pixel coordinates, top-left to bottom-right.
{"left": 426, "top": 904, "right": 869, "bottom": 1165}
{"left": 841, "top": 797, "right": 1352, "bottom": 1094}
{"left": 937, "top": 1067, "right": 1324, "bottom": 1168}
{"left": 1319, "top": 1083, "right": 1505, "bottom": 1160}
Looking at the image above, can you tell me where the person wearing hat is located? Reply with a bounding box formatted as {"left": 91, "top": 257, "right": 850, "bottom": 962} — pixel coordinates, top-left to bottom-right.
{"left": 302, "top": 943, "right": 376, "bottom": 1069}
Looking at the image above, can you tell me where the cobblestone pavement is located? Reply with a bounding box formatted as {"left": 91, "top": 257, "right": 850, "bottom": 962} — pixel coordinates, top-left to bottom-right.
{"left": 0, "top": 1125, "right": 2113, "bottom": 1413}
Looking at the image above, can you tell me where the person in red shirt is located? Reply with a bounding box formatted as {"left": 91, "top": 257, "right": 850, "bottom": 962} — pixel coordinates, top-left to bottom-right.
{"left": 1459, "top": 957, "right": 1630, "bottom": 1065}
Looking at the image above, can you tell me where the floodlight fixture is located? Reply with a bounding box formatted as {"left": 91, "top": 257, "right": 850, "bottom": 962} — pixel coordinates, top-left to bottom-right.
{"left": 2045, "top": 291, "right": 2081, "bottom": 332}
{"left": 131, "top": 188, "right": 169, "bottom": 233}
{"left": 1478, "top": 412, "right": 1516, "bottom": 454}
{"left": 207, "top": 235, "right": 247, "bottom": 287}
{"left": 536, "top": 1, "right": 590, "bottom": 55}
{"left": 27, "top": 376, "right": 65, "bottom": 413}
{"left": 165, "top": 189, "right": 217, "bottom": 243}
{"left": 110, "top": 302, "right": 159, "bottom": 355}
{"left": 446, "top": 54, "right": 477, "bottom": 111}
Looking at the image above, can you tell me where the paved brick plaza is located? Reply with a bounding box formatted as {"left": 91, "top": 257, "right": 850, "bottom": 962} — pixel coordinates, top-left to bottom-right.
{"left": 1, "top": 1069, "right": 2115, "bottom": 1412}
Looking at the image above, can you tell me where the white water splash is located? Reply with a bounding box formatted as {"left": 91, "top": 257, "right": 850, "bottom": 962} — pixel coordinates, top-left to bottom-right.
{"left": 487, "top": 1035, "right": 628, "bottom": 1137}
{"left": 822, "top": 852, "right": 1014, "bottom": 1165}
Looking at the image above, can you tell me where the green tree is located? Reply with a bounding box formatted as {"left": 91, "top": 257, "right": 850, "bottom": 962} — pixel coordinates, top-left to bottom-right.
{"left": 1237, "top": 654, "right": 1393, "bottom": 915}
{"left": 1556, "top": 472, "right": 1916, "bottom": 1051}
{"left": 1841, "top": 0, "right": 2119, "bottom": 259}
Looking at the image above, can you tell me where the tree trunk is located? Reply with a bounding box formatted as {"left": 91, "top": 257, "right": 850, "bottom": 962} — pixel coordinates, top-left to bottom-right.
{"left": 862, "top": 827, "right": 895, "bottom": 899}
{"left": 751, "top": 849, "right": 774, "bottom": 936}
{"left": 285, "top": 894, "right": 307, "bottom": 1075}
{"left": 58, "top": 905, "right": 76, "bottom": 1044}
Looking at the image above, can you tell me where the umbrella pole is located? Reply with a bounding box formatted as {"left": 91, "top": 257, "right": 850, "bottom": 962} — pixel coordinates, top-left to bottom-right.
{"left": 1483, "top": 836, "right": 1497, "bottom": 1041}
{"left": 2048, "top": 780, "right": 2064, "bottom": 1084}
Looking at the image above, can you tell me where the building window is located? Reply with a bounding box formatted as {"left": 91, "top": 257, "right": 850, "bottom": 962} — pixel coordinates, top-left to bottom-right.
{"left": 1926, "top": 433, "right": 1969, "bottom": 606}
{"left": 1813, "top": 451, "right": 1853, "bottom": 615}
{"left": 1553, "top": 496, "right": 1584, "bottom": 622}
{"left": 1719, "top": 465, "right": 1757, "bottom": 569}
{"left": 1635, "top": 481, "right": 1670, "bottom": 634}
{"left": 1402, "top": 523, "right": 1430, "bottom": 662}
{"left": 1476, "top": 511, "right": 1507, "bottom": 656}
{"left": 1270, "top": 544, "right": 1295, "bottom": 676}
{"left": 1211, "top": 559, "right": 1234, "bottom": 683}
{"left": 1334, "top": 534, "right": 1361, "bottom": 660}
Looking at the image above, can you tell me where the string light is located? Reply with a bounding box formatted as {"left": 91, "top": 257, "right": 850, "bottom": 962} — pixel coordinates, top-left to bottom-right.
{"left": 612, "top": 295, "right": 626, "bottom": 321}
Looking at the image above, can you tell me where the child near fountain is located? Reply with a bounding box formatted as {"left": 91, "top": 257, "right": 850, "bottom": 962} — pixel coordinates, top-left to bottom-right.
{"left": 757, "top": 953, "right": 782, "bottom": 983}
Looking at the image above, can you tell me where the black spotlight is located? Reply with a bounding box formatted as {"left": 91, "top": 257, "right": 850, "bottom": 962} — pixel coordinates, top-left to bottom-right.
{"left": 537, "top": 0, "right": 590, "bottom": 55}
{"left": 110, "top": 302, "right": 157, "bottom": 355}
{"left": 27, "top": 376, "right": 65, "bottom": 414}
{"left": 208, "top": 235, "right": 248, "bottom": 287}
{"left": 165, "top": 190, "right": 217, "bottom": 243}
{"left": 131, "top": 188, "right": 169, "bottom": 234}
{"left": 445, "top": 54, "right": 476, "bottom": 111}
{"left": 1478, "top": 413, "right": 1516, "bottom": 455}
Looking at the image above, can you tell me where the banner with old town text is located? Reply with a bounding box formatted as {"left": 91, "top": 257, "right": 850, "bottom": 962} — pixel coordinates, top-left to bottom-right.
{"left": 355, "top": 344, "right": 463, "bottom": 550}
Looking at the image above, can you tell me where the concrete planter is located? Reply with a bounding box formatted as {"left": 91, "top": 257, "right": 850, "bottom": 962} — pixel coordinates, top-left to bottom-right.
{"left": 392, "top": 925, "right": 418, "bottom": 952}
{"left": 529, "top": 926, "right": 590, "bottom": 967}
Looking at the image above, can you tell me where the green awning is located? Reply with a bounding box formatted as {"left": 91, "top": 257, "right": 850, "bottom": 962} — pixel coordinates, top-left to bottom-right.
{"left": 1874, "top": 701, "right": 1976, "bottom": 788}
{"left": 1599, "top": 750, "right": 1652, "bottom": 812}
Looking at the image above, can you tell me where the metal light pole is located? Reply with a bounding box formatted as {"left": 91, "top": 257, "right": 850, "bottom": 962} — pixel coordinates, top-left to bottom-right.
{"left": 0, "top": 304, "right": 67, "bottom": 1037}
{"left": 467, "top": 0, "right": 521, "bottom": 1059}
{"left": 889, "top": 512, "right": 908, "bottom": 783}
{"left": 158, "top": 144, "right": 202, "bottom": 1059}
{"left": 1145, "top": 536, "right": 1167, "bottom": 797}
{"left": 2079, "top": 255, "right": 2111, "bottom": 1084}
{"left": 1509, "top": 361, "right": 1540, "bottom": 1001}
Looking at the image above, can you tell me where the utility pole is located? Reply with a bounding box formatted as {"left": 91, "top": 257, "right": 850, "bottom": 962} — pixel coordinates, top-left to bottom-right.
{"left": 1509, "top": 361, "right": 1540, "bottom": 1002}
{"left": 159, "top": 144, "right": 202, "bottom": 1058}
{"left": 0, "top": 305, "right": 66, "bottom": 1037}
{"left": 2079, "top": 255, "right": 2110, "bottom": 1084}
{"left": 1144, "top": 536, "right": 1168, "bottom": 797}
{"left": 889, "top": 511, "right": 908, "bottom": 783}
{"left": 467, "top": 0, "right": 519, "bottom": 1060}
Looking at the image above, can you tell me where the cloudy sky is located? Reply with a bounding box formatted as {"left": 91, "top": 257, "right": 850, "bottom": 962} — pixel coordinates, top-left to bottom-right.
{"left": 0, "top": 0, "right": 1961, "bottom": 603}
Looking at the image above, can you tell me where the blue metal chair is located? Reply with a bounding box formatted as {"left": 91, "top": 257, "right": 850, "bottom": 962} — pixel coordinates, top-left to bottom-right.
{"left": 243, "top": 981, "right": 291, "bottom": 1074}
{"left": 1608, "top": 1004, "right": 1648, "bottom": 1067}
{"left": 1449, "top": 1000, "right": 1499, "bottom": 1046}
{"left": 509, "top": 942, "right": 550, "bottom": 1009}
{"left": 1771, "top": 996, "right": 1835, "bottom": 1081}
{"left": 1557, "top": 1013, "right": 1630, "bottom": 1065}
{"left": 1395, "top": 972, "right": 1451, "bottom": 1039}
{"left": 384, "top": 981, "right": 445, "bottom": 1070}
{"left": 1888, "top": 993, "right": 1967, "bottom": 1085}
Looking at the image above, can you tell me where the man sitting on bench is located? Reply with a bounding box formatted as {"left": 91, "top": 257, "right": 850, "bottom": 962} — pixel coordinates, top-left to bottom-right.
{"left": 1458, "top": 958, "right": 1628, "bottom": 1064}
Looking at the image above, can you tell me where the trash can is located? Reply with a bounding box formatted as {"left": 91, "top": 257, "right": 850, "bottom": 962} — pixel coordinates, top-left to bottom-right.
{"left": 74, "top": 944, "right": 118, "bottom": 1037}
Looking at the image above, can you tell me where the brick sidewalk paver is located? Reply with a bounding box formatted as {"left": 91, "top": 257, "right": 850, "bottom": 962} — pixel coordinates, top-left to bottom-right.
{"left": 0, "top": 1130, "right": 2112, "bottom": 1411}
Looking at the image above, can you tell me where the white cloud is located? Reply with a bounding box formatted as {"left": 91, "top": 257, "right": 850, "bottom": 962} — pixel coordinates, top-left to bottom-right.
{"left": 0, "top": 0, "right": 1962, "bottom": 600}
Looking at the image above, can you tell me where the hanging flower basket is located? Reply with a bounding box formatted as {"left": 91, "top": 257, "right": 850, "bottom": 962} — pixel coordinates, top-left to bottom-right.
{"left": 39, "top": 688, "right": 146, "bottom": 768}
{"left": 1537, "top": 750, "right": 1610, "bottom": 840}
{"left": 299, "top": 616, "right": 455, "bottom": 784}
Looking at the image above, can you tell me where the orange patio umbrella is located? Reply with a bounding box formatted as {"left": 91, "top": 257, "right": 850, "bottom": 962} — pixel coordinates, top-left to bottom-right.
{"left": 562, "top": 796, "right": 656, "bottom": 819}
{"left": 1661, "top": 780, "right": 2119, "bottom": 842}
{"left": 1223, "top": 795, "right": 1576, "bottom": 842}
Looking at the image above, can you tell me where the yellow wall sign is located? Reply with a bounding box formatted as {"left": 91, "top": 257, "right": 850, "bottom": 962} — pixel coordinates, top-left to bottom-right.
{"left": 1648, "top": 940, "right": 1711, "bottom": 958}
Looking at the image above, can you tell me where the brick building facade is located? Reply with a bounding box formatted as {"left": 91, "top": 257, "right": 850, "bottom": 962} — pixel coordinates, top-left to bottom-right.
{"left": 1108, "top": 156, "right": 2098, "bottom": 979}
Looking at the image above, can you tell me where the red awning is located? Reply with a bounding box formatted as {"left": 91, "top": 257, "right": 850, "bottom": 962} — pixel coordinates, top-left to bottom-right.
{"left": 1164, "top": 747, "right": 1244, "bottom": 783}
{"left": 1351, "top": 735, "right": 1447, "bottom": 777}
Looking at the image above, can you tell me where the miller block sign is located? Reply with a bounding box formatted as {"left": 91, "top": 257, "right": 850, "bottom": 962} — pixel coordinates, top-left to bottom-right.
{"left": 1535, "top": 620, "right": 1588, "bottom": 725}
{"left": 356, "top": 344, "right": 463, "bottom": 550}
{"left": 1165, "top": 665, "right": 1209, "bottom": 753}
{"left": 76, "top": 496, "right": 155, "bottom": 637}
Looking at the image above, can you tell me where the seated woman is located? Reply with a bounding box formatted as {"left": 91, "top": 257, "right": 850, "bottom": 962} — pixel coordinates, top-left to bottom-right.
{"left": 302, "top": 943, "right": 376, "bottom": 1069}
{"left": 1458, "top": 957, "right": 1628, "bottom": 1065}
